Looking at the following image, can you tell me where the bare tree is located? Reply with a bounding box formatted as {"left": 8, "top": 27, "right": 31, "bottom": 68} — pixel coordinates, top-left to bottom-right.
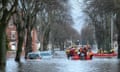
{"left": 13, "top": 10, "right": 26, "bottom": 62}
{"left": 36, "top": 0, "right": 79, "bottom": 51}
{"left": 80, "top": 24, "right": 95, "bottom": 46}
{"left": 36, "top": 0, "right": 69, "bottom": 51}
{"left": 18, "top": 0, "right": 42, "bottom": 59}
{"left": 114, "top": 0, "right": 120, "bottom": 58}
{"left": 83, "top": 0, "right": 115, "bottom": 51}
{"left": 0, "top": 0, "right": 18, "bottom": 69}
{"left": 83, "top": 0, "right": 120, "bottom": 58}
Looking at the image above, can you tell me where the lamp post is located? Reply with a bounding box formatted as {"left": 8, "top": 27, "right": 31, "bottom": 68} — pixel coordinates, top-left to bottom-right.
{"left": 111, "top": 15, "right": 114, "bottom": 49}
{"left": 111, "top": 14, "right": 116, "bottom": 49}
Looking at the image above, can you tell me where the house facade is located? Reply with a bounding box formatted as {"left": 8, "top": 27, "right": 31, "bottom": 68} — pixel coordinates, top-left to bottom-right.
{"left": 6, "top": 16, "right": 39, "bottom": 52}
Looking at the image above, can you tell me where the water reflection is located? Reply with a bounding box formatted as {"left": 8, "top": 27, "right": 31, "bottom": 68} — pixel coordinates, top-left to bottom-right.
{"left": 117, "top": 60, "right": 120, "bottom": 72}
{"left": 17, "top": 63, "right": 23, "bottom": 72}
{"left": 6, "top": 58, "right": 22, "bottom": 72}
{"left": 57, "top": 59, "right": 120, "bottom": 72}
{"left": 5, "top": 58, "right": 120, "bottom": 72}
{"left": 0, "top": 66, "right": 6, "bottom": 72}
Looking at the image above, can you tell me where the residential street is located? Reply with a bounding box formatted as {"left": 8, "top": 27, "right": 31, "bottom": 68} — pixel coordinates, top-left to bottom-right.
{"left": 5, "top": 51, "right": 120, "bottom": 72}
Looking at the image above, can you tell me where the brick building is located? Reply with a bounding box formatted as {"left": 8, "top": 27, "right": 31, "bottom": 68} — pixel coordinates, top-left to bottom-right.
{"left": 6, "top": 16, "right": 39, "bottom": 52}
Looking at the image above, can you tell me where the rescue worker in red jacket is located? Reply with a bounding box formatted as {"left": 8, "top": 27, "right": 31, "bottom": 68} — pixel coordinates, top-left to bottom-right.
{"left": 65, "top": 48, "right": 71, "bottom": 59}
{"left": 87, "top": 50, "right": 93, "bottom": 60}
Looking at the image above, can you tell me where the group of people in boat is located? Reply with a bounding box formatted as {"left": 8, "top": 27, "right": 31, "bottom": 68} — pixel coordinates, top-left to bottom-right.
{"left": 93, "top": 48, "right": 117, "bottom": 57}
{"left": 97, "top": 48, "right": 115, "bottom": 54}
{"left": 65, "top": 45, "right": 94, "bottom": 60}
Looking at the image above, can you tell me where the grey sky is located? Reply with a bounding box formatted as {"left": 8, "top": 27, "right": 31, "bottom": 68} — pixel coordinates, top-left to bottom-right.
{"left": 69, "top": 0, "right": 85, "bottom": 33}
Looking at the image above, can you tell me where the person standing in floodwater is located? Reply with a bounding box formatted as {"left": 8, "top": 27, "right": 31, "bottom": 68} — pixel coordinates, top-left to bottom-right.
{"left": 65, "top": 48, "right": 71, "bottom": 59}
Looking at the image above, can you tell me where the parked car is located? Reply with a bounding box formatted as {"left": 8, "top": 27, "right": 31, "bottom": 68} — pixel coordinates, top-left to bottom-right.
{"left": 40, "top": 51, "right": 53, "bottom": 59}
{"left": 27, "top": 51, "right": 41, "bottom": 60}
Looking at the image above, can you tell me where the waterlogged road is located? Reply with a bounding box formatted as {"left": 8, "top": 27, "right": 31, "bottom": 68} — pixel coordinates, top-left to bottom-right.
{"left": 5, "top": 51, "right": 120, "bottom": 72}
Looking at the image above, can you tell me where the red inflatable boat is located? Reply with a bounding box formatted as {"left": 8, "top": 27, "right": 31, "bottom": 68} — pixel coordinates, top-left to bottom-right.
{"left": 93, "top": 53, "right": 117, "bottom": 58}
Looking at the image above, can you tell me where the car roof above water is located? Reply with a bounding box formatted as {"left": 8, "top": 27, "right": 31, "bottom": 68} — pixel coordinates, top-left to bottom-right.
{"left": 40, "top": 51, "right": 52, "bottom": 54}
{"left": 28, "top": 51, "right": 40, "bottom": 54}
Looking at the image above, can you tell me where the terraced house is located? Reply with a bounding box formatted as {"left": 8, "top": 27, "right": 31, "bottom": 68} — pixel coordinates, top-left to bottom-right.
{"left": 6, "top": 16, "right": 39, "bottom": 53}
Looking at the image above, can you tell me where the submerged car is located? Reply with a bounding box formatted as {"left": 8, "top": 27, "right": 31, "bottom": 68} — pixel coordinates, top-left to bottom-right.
{"left": 27, "top": 51, "right": 41, "bottom": 60}
{"left": 40, "top": 51, "right": 53, "bottom": 59}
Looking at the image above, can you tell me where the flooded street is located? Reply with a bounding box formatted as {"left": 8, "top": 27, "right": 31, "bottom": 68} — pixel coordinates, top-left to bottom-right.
{"left": 5, "top": 51, "right": 120, "bottom": 72}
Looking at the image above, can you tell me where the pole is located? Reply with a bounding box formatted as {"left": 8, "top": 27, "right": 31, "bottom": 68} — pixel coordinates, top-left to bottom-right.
{"left": 111, "top": 15, "right": 113, "bottom": 49}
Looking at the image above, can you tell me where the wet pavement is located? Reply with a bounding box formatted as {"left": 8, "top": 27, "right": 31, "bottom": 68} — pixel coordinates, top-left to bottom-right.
{"left": 4, "top": 51, "right": 120, "bottom": 72}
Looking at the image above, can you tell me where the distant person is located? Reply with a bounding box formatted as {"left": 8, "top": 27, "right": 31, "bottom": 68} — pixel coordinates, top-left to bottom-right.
{"left": 78, "top": 48, "right": 82, "bottom": 59}
{"left": 87, "top": 50, "right": 93, "bottom": 60}
{"left": 110, "top": 48, "right": 115, "bottom": 54}
{"left": 79, "top": 47, "right": 86, "bottom": 60}
{"left": 97, "top": 48, "right": 104, "bottom": 54}
{"left": 65, "top": 48, "right": 70, "bottom": 59}
{"left": 80, "top": 51, "right": 85, "bottom": 60}
{"left": 70, "top": 47, "right": 75, "bottom": 57}
{"left": 83, "top": 47, "right": 88, "bottom": 59}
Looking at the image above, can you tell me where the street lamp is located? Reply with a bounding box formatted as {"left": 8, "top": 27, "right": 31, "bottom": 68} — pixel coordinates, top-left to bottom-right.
{"left": 111, "top": 14, "right": 116, "bottom": 49}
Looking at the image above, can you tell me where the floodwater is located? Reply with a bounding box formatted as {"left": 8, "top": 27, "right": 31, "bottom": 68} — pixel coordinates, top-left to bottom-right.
{"left": 2, "top": 51, "right": 120, "bottom": 72}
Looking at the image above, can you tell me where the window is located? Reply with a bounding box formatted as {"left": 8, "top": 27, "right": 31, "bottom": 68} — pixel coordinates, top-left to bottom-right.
{"left": 11, "top": 31, "right": 16, "bottom": 40}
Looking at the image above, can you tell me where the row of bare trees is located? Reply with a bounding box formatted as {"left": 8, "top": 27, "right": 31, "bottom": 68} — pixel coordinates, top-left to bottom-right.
{"left": 81, "top": 0, "right": 120, "bottom": 58}
{"left": 0, "top": 0, "right": 18, "bottom": 69}
{"left": 36, "top": 0, "right": 80, "bottom": 51}
{"left": 80, "top": 24, "right": 95, "bottom": 46}
{"left": 0, "top": 0, "right": 80, "bottom": 70}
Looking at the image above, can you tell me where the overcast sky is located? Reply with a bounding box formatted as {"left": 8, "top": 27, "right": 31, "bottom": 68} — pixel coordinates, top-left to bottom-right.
{"left": 68, "top": 0, "right": 85, "bottom": 33}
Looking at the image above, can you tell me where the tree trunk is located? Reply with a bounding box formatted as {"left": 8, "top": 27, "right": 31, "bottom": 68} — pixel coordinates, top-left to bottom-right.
{"left": 40, "top": 40, "right": 43, "bottom": 51}
{"left": 15, "top": 31, "right": 24, "bottom": 62}
{"left": 117, "top": 32, "right": 120, "bottom": 58}
{"left": 60, "top": 42, "right": 64, "bottom": 51}
{"left": 42, "top": 27, "right": 50, "bottom": 51}
{"left": 116, "top": 11, "right": 120, "bottom": 58}
{"left": 43, "top": 39, "right": 48, "bottom": 51}
{"left": 42, "top": 34, "right": 49, "bottom": 51}
{"left": 25, "top": 29, "right": 32, "bottom": 59}
{"left": 0, "top": 24, "right": 6, "bottom": 70}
